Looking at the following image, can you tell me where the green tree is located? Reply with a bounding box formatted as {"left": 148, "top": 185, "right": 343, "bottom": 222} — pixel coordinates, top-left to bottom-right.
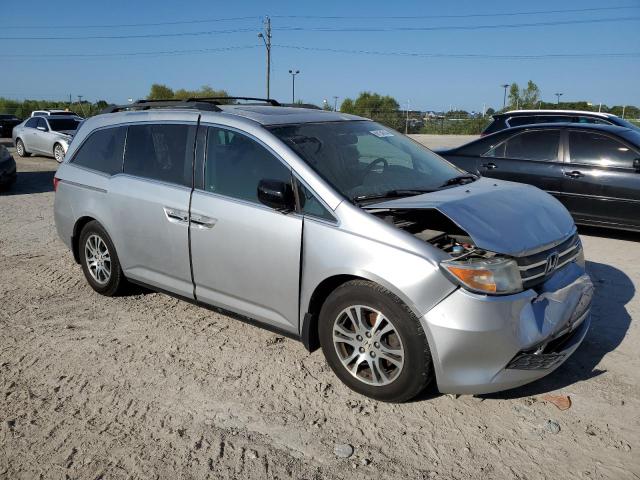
{"left": 521, "top": 80, "right": 541, "bottom": 108}
{"left": 508, "top": 83, "right": 520, "bottom": 110}
{"left": 339, "top": 92, "right": 402, "bottom": 129}
{"left": 147, "top": 84, "right": 174, "bottom": 100}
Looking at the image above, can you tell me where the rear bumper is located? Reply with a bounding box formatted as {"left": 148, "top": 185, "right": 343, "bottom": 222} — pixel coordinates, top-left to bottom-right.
{"left": 422, "top": 261, "right": 593, "bottom": 394}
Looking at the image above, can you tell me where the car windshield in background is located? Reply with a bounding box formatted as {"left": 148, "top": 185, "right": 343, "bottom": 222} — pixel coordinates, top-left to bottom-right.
{"left": 0, "top": 114, "right": 18, "bottom": 120}
{"left": 269, "top": 120, "right": 464, "bottom": 202}
{"left": 47, "top": 118, "right": 80, "bottom": 132}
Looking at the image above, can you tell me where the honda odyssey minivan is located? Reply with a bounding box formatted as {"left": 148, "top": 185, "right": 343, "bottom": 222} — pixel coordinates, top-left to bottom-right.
{"left": 54, "top": 98, "right": 594, "bottom": 402}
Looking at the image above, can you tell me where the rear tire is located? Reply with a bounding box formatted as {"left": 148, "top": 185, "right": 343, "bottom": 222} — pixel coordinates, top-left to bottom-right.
{"left": 319, "top": 280, "right": 433, "bottom": 402}
{"left": 16, "top": 139, "right": 31, "bottom": 157}
{"left": 79, "top": 221, "right": 127, "bottom": 296}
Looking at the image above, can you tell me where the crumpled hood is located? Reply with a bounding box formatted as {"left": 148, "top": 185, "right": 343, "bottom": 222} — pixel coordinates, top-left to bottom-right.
{"left": 368, "top": 178, "right": 576, "bottom": 256}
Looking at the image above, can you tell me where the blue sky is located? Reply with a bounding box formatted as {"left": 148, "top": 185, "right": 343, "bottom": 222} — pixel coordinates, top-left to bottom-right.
{"left": 3, "top": 0, "right": 639, "bottom": 111}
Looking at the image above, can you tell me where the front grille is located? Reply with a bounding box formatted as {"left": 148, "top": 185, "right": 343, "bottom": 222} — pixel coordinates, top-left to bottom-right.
{"left": 516, "top": 234, "right": 581, "bottom": 289}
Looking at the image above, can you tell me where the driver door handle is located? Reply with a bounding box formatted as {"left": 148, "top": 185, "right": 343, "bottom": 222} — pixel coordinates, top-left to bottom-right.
{"left": 191, "top": 214, "right": 217, "bottom": 229}
{"left": 481, "top": 162, "right": 497, "bottom": 169}
{"left": 564, "top": 170, "right": 584, "bottom": 179}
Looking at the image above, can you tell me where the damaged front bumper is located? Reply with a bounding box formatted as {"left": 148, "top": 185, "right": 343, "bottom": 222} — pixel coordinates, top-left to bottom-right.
{"left": 422, "top": 261, "right": 594, "bottom": 394}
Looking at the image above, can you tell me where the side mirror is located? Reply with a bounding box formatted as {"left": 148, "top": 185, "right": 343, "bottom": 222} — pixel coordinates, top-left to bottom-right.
{"left": 634, "top": 158, "right": 640, "bottom": 173}
{"left": 257, "top": 179, "right": 295, "bottom": 212}
{"left": 37, "top": 126, "right": 46, "bottom": 131}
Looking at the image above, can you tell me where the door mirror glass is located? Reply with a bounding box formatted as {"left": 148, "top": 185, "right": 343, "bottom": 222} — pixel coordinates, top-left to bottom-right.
{"left": 257, "top": 179, "right": 295, "bottom": 212}
{"left": 37, "top": 126, "right": 46, "bottom": 131}
{"left": 634, "top": 158, "right": 640, "bottom": 172}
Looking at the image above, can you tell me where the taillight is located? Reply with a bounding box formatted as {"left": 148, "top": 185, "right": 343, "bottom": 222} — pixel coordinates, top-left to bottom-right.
{"left": 53, "top": 176, "right": 59, "bottom": 192}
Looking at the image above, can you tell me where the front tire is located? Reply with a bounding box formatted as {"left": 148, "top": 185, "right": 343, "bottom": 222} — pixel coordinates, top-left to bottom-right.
{"left": 319, "top": 280, "right": 434, "bottom": 402}
{"left": 79, "top": 221, "right": 126, "bottom": 296}
{"left": 16, "top": 138, "right": 31, "bottom": 157}
{"left": 53, "top": 143, "right": 65, "bottom": 163}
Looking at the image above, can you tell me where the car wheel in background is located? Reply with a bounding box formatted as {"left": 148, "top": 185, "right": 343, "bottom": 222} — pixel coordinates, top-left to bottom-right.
{"left": 53, "top": 143, "right": 65, "bottom": 163}
{"left": 79, "top": 221, "right": 127, "bottom": 296}
{"left": 318, "top": 279, "right": 434, "bottom": 402}
{"left": 16, "top": 139, "right": 31, "bottom": 157}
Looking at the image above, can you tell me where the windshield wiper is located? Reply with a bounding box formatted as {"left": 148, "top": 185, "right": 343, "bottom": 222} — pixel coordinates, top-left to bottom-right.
{"left": 439, "top": 174, "right": 478, "bottom": 187}
{"left": 353, "top": 189, "right": 434, "bottom": 204}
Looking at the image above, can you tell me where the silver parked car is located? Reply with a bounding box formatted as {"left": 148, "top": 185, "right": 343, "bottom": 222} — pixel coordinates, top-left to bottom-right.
{"left": 13, "top": 115, "right": 81, "bottom": 162}
{"left": 53, "top": 99, "right": 594, "bottom": 402}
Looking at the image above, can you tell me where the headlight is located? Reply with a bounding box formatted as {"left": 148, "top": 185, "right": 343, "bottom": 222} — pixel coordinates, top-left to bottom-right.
{"left": 441, "top": 256, "right": 522, "bottom": 295}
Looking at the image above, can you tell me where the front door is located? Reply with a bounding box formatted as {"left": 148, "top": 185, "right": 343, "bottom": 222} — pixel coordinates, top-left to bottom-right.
{"left": 109, "top": 121, "right": 197, "bottom": 298}
{"left": 189, "top": 125, "right": 302, "bottom": 332}
{"left": 562, "top": 129, "right": 640, "bottom": 228}
{"left": 479, "top": 128, "right": 564, "bottom": 195}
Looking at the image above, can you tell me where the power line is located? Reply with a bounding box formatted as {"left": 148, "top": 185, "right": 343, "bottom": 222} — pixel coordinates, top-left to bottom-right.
{"left": 273, "top": 16, "right": 640, "bottom": 33}
{"left": 0, "top": 28, "right": 256, "bottom": 41}
{"left": 1, "top": 16, "right": 261, "bottom": 29}
{"left": 271, "top": 5, "right": 640, "bottom": 19}
{"left": 3, "top": 44, "right": 637, "bottom": 61}
{"left": 2, "top": 15, "right": 638, "bottom": 40}
{"left": 275, "top": 44, "right": 640, "bottom": 60}
{"left": 1, "top": 45, "right": 260, "bottom": 59}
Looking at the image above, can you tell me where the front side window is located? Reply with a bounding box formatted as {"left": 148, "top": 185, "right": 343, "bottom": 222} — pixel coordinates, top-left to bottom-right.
{"left": 71, "top": 126, "right": 126, "bottom": 175}
{"left": 124, "top": 123, "right": 196, "bottom": 187}
{"left": 203, "top": 126, "right": 291, "bottom": 204}
{"left": 568, "top": 131, "right": 638, "bottom": 169}
{"left": 296, "top": 181, "right": 335, "bottom": 221}
{"left": 36, "top": 118, "right": 48, "bottom": 130}
{"left": 269, "top": 121, "right": 462, "bottom": 201}
{"left": 484, "top": 130, "right": 560, "bottom": 161}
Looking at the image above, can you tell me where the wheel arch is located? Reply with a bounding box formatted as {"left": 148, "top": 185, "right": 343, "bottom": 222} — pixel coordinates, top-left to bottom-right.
{"left": 301, "top": 273, "right": 423, "bottom": 353}
{"left": 71, "top": 216, "right": 97, "bottom": 264}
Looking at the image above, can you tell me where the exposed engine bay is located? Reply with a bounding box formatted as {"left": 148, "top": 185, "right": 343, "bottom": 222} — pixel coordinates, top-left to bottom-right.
{"left": 371, "top": 208, "right": 498, "bottom": 260}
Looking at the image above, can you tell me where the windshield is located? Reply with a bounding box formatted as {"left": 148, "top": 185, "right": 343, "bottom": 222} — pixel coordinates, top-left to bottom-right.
{"left": 47, "top": 118, "right": 80, "bottom": 132}
{"left": 269, "top": 121, "right": 464, "bottom": 201}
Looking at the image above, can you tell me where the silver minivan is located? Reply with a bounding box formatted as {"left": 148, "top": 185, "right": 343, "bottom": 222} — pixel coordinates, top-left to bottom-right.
{"left": 54, "top": 99, "right": 594, "bottom": 402}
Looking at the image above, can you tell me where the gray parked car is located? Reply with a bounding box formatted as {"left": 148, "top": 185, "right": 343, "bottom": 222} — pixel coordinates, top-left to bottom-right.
{"left": 13, "top": 115, "right": 81, "bottom": 162}
{"left": 53, "top": 99, "right": 594, "bottom": 402}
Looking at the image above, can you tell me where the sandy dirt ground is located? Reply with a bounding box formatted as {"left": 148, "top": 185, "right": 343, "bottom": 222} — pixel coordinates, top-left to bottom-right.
{"left": 1, "top": 136, "right": 638, "bottom": 480}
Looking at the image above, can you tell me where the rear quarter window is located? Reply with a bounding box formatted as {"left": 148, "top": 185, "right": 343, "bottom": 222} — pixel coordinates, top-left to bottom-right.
{"left": 71, "top": 126, "right": 126, "bottom": 175}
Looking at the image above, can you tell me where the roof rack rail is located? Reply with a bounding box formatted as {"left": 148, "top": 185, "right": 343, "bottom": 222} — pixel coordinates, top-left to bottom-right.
{"left": 100, "top": 99, "right": 222, "bottom": 114}
{"left": 187, "top": 96, "right": 281, "bottom": 106}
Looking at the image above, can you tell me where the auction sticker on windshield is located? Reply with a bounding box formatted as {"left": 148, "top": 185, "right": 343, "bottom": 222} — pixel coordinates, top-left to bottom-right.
{"left": 370, "top": 129, "right": 394, "bottom": 138}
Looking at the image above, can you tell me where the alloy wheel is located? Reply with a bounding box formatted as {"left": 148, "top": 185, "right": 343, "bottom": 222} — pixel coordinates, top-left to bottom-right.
{"left": 16, "top": 140, "right": 24, "bottom": 156}
{"left": 54, "top": 144, "right": 64, "bottom": 162}
{"left": 84, "top": 234, "right": 111, "bottom": 285}
{"left": 332, "top": 305, "right": 405, "bottom": 386}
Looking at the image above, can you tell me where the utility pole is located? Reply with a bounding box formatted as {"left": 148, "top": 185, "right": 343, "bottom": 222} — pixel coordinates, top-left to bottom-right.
{"left": 622, "top": 105, "right": 626, "bottom": 119}
{"left": 258, "top": 17, "right": 272, "bottom": 99}
{"left": 333, "top": 96, "right": 339, "bottom": 111}
{"left": 77, "top": 95, "right": 86, "bottom": 116}
{"left": 598, "top": 102, "right": 602, "bottom": 113}
{"left": 288, "top": 69, "right": 300, "bottom": 103}
{"left": 501, "top": 84, "right": 509, "bottom": 109}
{"left": 554, "top": 92, "right": 563, "bottom": 105}
{"left": 405, "top": 100, "right": 410, "bottom": 134}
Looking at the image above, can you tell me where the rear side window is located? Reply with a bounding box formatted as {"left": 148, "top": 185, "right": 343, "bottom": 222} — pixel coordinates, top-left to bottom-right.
{"left": 484, "top": 130, "right": 560, "bottom": 161}
{"left": 25, "top": 118, "right": 38, "bottom": 128}
{"left": 124, "top": 124, "right": 196, "bottom": 187}
{"left": 71, "top": 126, "right": 126, "bottom": 175}
{"left": 203, "top": 126, "right": 291, "bottom": 204}
{"left": 568, "top": 131, "right": 638, "bottom": 169}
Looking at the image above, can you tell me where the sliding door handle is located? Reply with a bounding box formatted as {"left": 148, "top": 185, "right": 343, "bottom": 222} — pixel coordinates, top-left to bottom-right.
{"left": 163, "top": 207, "right": 189, "bottom": 224}
{"left": 191, "top": 214, "right": 217, "bottom": 229}
{"left": 481, "top": 162, "right": 497, "bottom": 169}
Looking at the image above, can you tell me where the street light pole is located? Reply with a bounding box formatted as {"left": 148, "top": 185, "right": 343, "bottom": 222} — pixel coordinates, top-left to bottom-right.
{"left": 288, "top": 69, "right": 300, "bottom": 103}
{"left": 258, "top": 16, "right": 272, "bottom": 99}
{"left": 501, "top": 84, "right": 509, "bottom": 109}
{"left": 554, "top": 92, "right": 563, "bottom": 105}
{"left": 333, "top": 96, "right": 339, "bottom": 111}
